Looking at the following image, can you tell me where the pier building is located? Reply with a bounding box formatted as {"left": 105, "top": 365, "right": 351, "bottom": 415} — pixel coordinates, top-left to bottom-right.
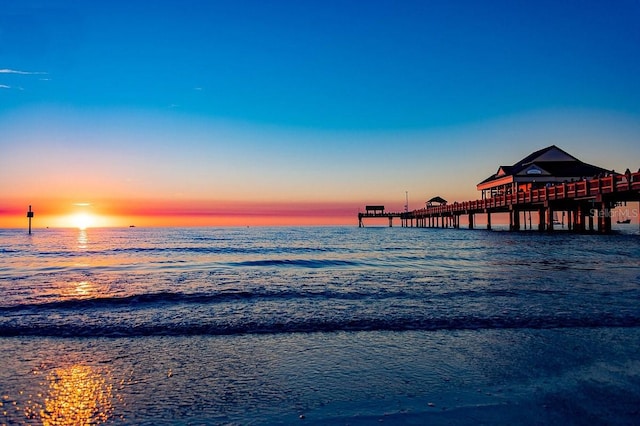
{"left": 477, "top": 146, "right": 610, "bottom": 200}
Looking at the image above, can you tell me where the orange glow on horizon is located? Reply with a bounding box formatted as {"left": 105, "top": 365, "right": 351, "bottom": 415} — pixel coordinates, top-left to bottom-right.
{"left": 52, "top": 205, "right": 119, "bottom": 229}
{"left": 0, "top": 198, "right": 375, "bottom": 228}
{"left": 2, "top": 197, "right": 638, "bottom": 228}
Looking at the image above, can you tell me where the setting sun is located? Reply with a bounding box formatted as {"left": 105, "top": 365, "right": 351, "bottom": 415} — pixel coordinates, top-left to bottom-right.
{"left": 71, "top": 212, "right": 94, "bottom": 230}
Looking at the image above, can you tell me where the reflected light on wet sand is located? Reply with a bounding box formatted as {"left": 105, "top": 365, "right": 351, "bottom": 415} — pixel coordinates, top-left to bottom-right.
{"left": 39, "top": 365, "right": 113, "bottom": 426}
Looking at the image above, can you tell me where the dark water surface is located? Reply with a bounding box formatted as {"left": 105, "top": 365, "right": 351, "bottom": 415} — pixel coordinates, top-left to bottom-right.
{"left": 1, "top": 227, "right": 639, "bottom": 424}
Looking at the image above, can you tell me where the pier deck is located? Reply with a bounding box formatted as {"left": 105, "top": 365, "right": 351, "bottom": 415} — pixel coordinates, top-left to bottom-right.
{"left": 359, "top": 171, "right": 640, "bottom": 233}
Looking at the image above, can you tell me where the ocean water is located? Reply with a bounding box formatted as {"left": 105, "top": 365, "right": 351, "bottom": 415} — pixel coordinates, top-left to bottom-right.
{"left": 1, "top": 226, "right": 639, "bottom": 425}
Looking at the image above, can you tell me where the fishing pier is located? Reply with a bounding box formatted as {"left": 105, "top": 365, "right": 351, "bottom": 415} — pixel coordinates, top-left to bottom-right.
{"left": 358, "top": 146, "right": 640, "bottom": 233}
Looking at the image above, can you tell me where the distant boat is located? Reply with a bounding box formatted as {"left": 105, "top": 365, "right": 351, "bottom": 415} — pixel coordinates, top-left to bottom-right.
{"left": 617, "top": 219, "right": 631, "bottom": 224}
{"left": 129, "top": 225, "right": 136, "bottom": 228}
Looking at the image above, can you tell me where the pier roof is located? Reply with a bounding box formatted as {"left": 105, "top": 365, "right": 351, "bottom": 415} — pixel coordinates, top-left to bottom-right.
{"left": 477, "top": 145, "right": 611, "bottom": 191}
{"left": 427, "top": 196, "right": 447, "bottom": 205}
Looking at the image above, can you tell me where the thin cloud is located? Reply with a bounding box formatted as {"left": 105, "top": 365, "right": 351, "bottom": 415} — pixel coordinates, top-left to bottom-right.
{"left": 0, "top": 68, "right": 47, "bottom": 75}
{"left": 0, "top": 84, "right": 10, "bottom": 89}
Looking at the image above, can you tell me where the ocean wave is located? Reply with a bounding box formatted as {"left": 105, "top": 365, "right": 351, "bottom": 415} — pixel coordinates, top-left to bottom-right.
{"left": 0, "top": 288, "right": 406, "bottom": 312}
{"left": 10, "top": 245, "right": 335, "bottom": 260}
{"left": 227, "top": 259, "right": 360, "bottom": 268}
{"left": 0, "top": 248, "right": 20, "bottom": 254}
{"left": 1, "top": 314, "right": 639, "bottom": 338}
{"left": 91, "top": 245, "right": 330, "bottom": 255}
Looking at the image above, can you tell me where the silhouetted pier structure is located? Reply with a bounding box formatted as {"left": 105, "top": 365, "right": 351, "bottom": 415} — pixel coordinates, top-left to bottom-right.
{"left": 358, "top": 146, "right": 640, "bottom": 233}
{"left": 358, "top": 205, "right": 398, "bottom": 228}
{"left": 359, "top": 172, "right": 640, "bottom": 233}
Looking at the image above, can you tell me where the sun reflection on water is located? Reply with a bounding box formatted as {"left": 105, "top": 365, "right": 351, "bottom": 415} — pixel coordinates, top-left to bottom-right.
{"left": 43, "top": 280, "right": 104, "bottom": 302}
{"left": 72, "top": 281, "right": 94, "bottom": 298}
{"left": 39, "top": 364, "right": 114, "bottom": 426}
{"left": 77, "top": 229, "right": 88, "bottom": 249}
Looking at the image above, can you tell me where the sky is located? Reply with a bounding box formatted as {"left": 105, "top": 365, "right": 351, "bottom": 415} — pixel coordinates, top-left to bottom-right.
{"left": 1, "top": 0, "right": 640, "bottom": 227}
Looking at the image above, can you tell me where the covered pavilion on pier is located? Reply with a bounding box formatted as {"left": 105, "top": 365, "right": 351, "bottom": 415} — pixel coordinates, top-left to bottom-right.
{"left": 476, "top": 145, "right": 612, "bottom": 199}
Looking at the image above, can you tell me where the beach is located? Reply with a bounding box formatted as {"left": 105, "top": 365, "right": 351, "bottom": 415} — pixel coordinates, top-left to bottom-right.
{"left": 2, "top": 329, "right": 639, "bottom": 425}
{"left": 1, "top": 227, "right": 639, "bottom": 424}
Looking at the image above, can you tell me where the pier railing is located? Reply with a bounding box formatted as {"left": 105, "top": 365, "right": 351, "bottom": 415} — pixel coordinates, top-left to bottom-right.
{"left": 408, "top": 172, "right": 640, "bottom": 217}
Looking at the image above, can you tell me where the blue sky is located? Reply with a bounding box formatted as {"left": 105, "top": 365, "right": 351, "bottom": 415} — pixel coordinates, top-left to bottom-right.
{"left": 3, "top": 0, "right": 639, "bottom": 128}
{"left": 1, "top": 0, "right": 640, "bottom": 225}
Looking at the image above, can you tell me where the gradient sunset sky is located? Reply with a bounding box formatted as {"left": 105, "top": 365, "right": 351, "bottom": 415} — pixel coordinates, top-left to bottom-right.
{"left": 2, "top": 0, "right": 640, "bottom": 227}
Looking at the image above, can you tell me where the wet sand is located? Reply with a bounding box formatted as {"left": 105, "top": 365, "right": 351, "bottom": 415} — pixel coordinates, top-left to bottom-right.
{"left": 2, "top": 327, "right": 639, "bottom": 425}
